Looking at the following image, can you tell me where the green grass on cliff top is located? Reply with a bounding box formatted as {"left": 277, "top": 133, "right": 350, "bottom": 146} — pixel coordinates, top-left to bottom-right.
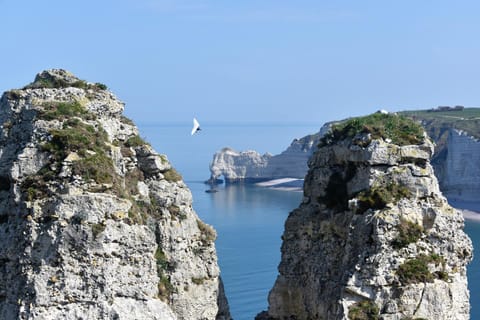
{"left": 401, "top": 108, "right": 480, "bottom": 140}
{"left": 321, "top": 112, "right": 425, "bottom": 146}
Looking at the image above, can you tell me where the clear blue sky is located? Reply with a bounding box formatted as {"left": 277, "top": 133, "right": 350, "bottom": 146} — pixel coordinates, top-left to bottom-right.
{"left": 2, "top": 0, "right": 480, "bottom": 124}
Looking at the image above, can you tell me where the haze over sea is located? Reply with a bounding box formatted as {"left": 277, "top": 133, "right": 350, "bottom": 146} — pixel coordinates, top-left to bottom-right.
{"left": 139, "top": 122, "right": 480, "bottom": 320}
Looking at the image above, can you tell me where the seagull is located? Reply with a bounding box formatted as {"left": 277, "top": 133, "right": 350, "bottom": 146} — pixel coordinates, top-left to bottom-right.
{"left": 191, "top": 117, "right": 201, "bottom": 135}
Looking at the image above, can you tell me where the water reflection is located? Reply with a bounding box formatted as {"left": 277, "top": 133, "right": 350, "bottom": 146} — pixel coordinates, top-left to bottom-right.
{"left": 188, "top": 181, "right": 480, "bottom": 320}
{"left": 188, "top": 182, "right": 301, "bottom": 320}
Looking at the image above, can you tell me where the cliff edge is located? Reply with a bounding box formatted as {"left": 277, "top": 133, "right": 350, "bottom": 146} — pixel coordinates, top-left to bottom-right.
{"left": 0, "top": 70, "right": 230, "bottom": 319}
{"left": 401, "top": 108, "right": 480, "bottom": 203}
{"left": 258, "top": 112, "right": 472, "bottom": 319}
{"left": 208, "top": 126, "right": 328, "bottom": 184}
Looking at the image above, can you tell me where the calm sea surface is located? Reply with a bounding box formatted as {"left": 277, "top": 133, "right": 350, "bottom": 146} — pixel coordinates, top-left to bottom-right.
{"left": 138, "top": 122, "right": 480, "bottom": 320}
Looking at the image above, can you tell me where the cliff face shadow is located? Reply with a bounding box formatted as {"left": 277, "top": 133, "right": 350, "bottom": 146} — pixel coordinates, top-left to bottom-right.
{"left": 0, "top": 93, "right": 38, "bottom": 318}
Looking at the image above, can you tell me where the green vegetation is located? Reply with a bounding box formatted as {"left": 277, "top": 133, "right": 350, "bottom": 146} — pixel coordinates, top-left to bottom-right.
{"left": 397, "top": 256, "right": 433, "bottom": 284}
{"left": 126, "top": 194, "right": 164, "bottom": 225}
{"left": 401, "top": 108, "right": 480, "bottom": 165}
{"left": 5, "top": 90, "right": 22, "bottom": 100}
{"left": 21, "top": 165, "right": 57, "bottom": 201}
{"left": 24, "top": 77, "right": 89, "bottom": 90}
{"left": 191, "top": 277, "right": 207, "bottom": 285}
{"left": 348, "top": 300, "right": 380, "bottom": 320}
{"left": 42, "top": 123, "right": 98, "bottom": 158}
{"left": 20, "top": 90, "right": 180, "bottom": 228}
{"left": 158, "top": 274, "right": 174, "bottom": 301}
{"left": 91, "top": 223, "right": 106, "bottom": 239}
{"left": 155, "top": 247, "right": 169, "bottom": 270}
{"left": 22, "top": 106, "right": 116, "bottom": 200}
{"left": 127, "top": 207, "right": 149, "bottom": 225}
{"left": 93, "top": 82, "right": 108, "bottom": 90}
{"left": 391, "top": 219, "right": 424, "bottom": 249}
{"left": 125, "top": 135, "right": 148, "bottom": 147}
{"left": 402, "top": 108, "right": 480, "bottom": 140}
{"left": 168, "top": 204, "right": 187, "bottom": 220}
{"left": 356, "top": 180, "right": 411, "bottom": 214}
{"left": 73, "top": 152, "right": 116, "bottom": 184}
{"left": 23, "top": 177, "right": 49, "bottom": 201}
{"left": 397, "top": 254, "right": 447, "bottom": 285}
{"left": 155, "top": 247, "right": 174, "bottom": 301}
{"left": 120, "top": 115, "right": 135, "bottom": 126}
{"left": 197, "top": 219, "right": 217, "bottom": 244}
{"left": 24, "top": 76, "right": 109, "bottom": 91}
{"left": 38, "top": 101, "right": 94, "bottom": 121}
{"left": 41, "top": 118, "right": 116, "bottom": 185}
{"left": 124, "top": 169, "right": 145, "bottom": 195}
{"left": 321, "top": 113, "right": 425, "bottom": 146}
{"left": 163, "top": 168, "right": 183, "bottom": 182}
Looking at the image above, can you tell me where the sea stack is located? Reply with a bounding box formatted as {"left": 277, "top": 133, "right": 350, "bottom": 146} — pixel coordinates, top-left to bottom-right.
{"left": 208, "top": 129, "right": 326, "bottom": 184}
{"left": 0, "top": 69, "right": 230, "bottom": 319}
{"left": 258, "top": 113, "right": 472, "bottom": 319}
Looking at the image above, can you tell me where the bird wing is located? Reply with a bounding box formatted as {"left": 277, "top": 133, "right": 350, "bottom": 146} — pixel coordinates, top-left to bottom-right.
{"left": 191, "top": 118, "right": 200, "bottom": 135}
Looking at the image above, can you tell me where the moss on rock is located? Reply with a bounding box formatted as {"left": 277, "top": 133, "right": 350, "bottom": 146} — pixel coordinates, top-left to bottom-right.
{"left": 321, "top": 113, "right": 425, "bottom": 146}
{"left": 348, "top": 300, "right": 380, "bottom": 320}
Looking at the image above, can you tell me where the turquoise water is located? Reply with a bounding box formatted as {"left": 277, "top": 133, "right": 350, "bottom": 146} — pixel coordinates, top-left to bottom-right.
{"left": 138, "top": 122, "right": 480, "bottom": 320}
{"left": 188, "top": 182, "right": 299, "bottom": 318}
{"left": 465, "top": 222, "right": 480, "bottom": 320}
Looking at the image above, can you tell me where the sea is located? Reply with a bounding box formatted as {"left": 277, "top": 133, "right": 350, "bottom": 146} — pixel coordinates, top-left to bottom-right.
{"left": 137, "top": 121, "right": 480, "bottom": 320}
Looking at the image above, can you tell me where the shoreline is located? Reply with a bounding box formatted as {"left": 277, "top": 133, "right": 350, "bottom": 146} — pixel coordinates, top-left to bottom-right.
{"left": 255, "top": 179, "right": 480, "bottom": 221}
{"left": 449, "top": 199, "right": 480, "bottom": 221}
{"left": 255, "top": 178, "right": 304, "bottom": 192}
{"left": 255, "top": 178, "right": 303, "bottom": 187}
{"left": 457, "top": 209, "right": 480, "bottom": 221}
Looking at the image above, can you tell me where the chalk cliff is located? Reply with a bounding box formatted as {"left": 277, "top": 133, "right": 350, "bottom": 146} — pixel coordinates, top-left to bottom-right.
{"left": 431, "top": 130, "right": 480, "bottom": 202}
{"left": 258, "top": 113, "right": 472, "bottom": 319}
{"left": 209, "top": 111, "right": 480, "bottom": 205}
{"left": 0, "top": 69, "right": 230, "bottom": 319}
{"left": 208, "top": 126, "right": 329, "bottom": 183}
{"left": 209, "top": 148, "right": 271, "bottom": 183}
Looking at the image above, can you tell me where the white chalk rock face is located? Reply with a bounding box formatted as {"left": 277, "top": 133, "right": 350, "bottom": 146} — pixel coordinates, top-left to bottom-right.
{"left": 258, "top": 115, "right": 472, "bottom": 320}
{"left": 208, "top": 130, "right": 325, "bottom": 183}
{"left": 441, "top": 130, "right": 480, "bottom": 202}
{"left": 209, "top": 147, "right": 271, "bottom": 182}
{"left": 0, "top": 69, "right": 230, "bottom": 320}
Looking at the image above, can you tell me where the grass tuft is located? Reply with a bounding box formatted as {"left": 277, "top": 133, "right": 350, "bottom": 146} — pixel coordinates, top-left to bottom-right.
{"left": 348, "top": 300, "right": 380, "bottom": 320}
{"left": 355, "top": 180, "right": 411, "bottom": 214}
{"left": 163, "top": 168, "right": 182, "bottom": 182}
{"left": 391, "top": 219, "right": 424, "bottom": 249}
{"left": 321, "top": 113, "right": 424, "bottom": 146}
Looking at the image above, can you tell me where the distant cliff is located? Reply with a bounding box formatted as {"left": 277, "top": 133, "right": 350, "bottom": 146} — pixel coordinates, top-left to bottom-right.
{"left": 209, "top": 109, "right": 480, "bottom": 204}
{"left": 258, "top": 113, "right": 472, "bottom": 319}
{"left": 402, "top": 108, "right": 480, "bottom": 203}
{"left": 0, "top": 70, "right": 230, "bottom": 319}
{"left": 208, "top": 125, "right": 329, "bottom": 184}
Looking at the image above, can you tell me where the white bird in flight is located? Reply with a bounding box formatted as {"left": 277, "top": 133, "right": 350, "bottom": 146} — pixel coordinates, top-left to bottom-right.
{"left": 191, "top": 117, "right": 201, "bottom": 135}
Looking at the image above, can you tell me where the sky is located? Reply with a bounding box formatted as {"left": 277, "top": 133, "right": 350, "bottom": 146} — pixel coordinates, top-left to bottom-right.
{"left": 2, "top": 0, "right": 480, "bottom": 125}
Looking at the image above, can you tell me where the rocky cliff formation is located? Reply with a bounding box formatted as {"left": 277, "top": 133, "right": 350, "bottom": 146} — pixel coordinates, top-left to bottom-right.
{"left": 258, "top": 113, "right": 472, "bottom": 319}
{"left": 209, "top": 109, "right": 480, "bottom": 205}
{"left": 208, "top": 126, "right": 328, "bottom": 183}
{"left": 0, "top": 69, "right": 230, "bottom": 319}
{"left": 436, "top": 130, "right": 480, "bottom": 202}
{"left": 401, "top": 108, "right": 480, "bottom": 204}
{"left": 208, "top": 148, "right": 271, "bottom": 183}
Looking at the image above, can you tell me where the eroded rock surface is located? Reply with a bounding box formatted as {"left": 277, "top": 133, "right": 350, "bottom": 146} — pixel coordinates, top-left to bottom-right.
{"left": 208, "top": 126, "right": 329, "bottom": 183}
{"left": 0, "top": 69, "right": 230, "bottom": 320}
{"left": 259, "top": 114, "right": 472, "bottom": 320}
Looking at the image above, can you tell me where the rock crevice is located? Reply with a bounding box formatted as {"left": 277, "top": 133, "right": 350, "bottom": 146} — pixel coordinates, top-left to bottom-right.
{"left": 0, "top": 69, "right": 230, "bottom": 320}
{"left": 259, "top": 113, "right": 472, "bottom": 320}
